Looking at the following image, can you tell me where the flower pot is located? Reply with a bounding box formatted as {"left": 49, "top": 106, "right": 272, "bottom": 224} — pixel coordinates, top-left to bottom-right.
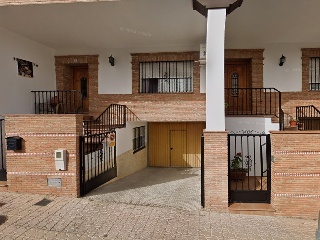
{"left": 289, "top": 120, "right": 297, "bottom": 127}
{"left": 230, "top": 170, "right": 246, "bottom": 181}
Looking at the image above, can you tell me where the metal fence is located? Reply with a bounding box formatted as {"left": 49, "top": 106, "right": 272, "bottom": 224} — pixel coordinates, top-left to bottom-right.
{"left": 225, "top": 88, "right": 281, "bottom": 118}
{"left": 80, "top": 131, "right": 117, "bottom": 196}
{"left": 296, "top": 105, "right": 320, "bottom": 130}
{"left": 31, "top": 90, "right": 84, "bottom": 114}
{"left": 228, "top": 133, "right": 271, "bottom": 203}
{"left": 0, "top": 118, "right": 6, "bottom": 181}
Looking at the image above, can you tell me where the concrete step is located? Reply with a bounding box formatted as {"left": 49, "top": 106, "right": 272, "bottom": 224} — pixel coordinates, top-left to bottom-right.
{"left": 229, "top": 203, "right": 275, "bottom": 216}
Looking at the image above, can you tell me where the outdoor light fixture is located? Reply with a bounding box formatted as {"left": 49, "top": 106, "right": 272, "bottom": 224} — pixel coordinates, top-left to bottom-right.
{"left": 108, "top": 55, "right": 115, "bottom": 66}
{"left": 279, "top": 54, "right": 286, "bottom": 66}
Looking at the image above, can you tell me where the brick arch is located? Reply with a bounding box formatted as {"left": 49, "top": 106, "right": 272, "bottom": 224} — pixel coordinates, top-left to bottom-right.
{"left": 55, "top": 55, "right": 99, "bottom": 115}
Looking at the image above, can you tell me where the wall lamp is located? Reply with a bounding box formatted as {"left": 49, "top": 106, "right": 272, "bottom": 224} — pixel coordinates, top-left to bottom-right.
{"left": 279, "top": 54, "right": 286, "bottom": 66}
{"left": 108, "top": 55, "right": 115, "bottom": 66}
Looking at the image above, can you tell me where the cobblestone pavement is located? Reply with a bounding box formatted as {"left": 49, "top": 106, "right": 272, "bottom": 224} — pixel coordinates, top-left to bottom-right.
{"left": 0, "top": 168, "right": 317, "bottom": 239}
{"left": 85, "top": 168, "right": 201, "bottom": 211}
{"left": 0, "top": 191, "right": 317, "bottom": 239}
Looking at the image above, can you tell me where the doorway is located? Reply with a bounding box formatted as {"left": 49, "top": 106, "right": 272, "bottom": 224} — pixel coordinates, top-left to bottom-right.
{"left": 225, "top": 60, "right": 252, "bottom": 114}
{"left": 149, "top": 122, "right": 205, "bottom": 167}
{"left": 72, "top": 67, "right": 89, "bottom": 113}
{"left": 170, "top": 130, "right": 187, "bottom": 167}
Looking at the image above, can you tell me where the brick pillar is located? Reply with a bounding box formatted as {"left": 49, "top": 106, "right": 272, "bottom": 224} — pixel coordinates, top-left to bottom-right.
{"left": 5, "top": 114, "right": 83, "bottom": 197}
{"left": 203, "top": 131, "right": 228, "bottom": 211}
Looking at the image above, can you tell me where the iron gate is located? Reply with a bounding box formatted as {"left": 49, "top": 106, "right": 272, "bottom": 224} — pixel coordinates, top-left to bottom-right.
{"left": 80, "top": 130, "right": 117, "bottom": 196}
{"left": 228, "top": 133, "right": 271, "bottom": 203}
{"left": 0, "top": 118, "right": 6, "bottom": 181}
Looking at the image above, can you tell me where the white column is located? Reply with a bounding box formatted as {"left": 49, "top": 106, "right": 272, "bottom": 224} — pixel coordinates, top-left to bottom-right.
{"left": 206, "top": 9, "right": 226, "bottom": 131}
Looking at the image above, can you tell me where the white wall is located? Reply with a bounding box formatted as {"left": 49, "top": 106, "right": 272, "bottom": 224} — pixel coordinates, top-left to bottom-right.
{"left": 56, "top": 44, "right": 199, "bottom": 95}
{"left": 263, "top": 43, "right": 302, "bottom": 92}
{"left": 99, "top": 50, "right": 132, "bottom": 94}
{"left": 225, "top": 41, "right": 320, "bottom": 93}
{"left": 0, "top": 27, "right": 56, "bottom": 114}
{"left": 116, "top": 121, "right": 147, "bottom": 155}
{"left": 225, "top": 117, "right": 278, "bottom": 134}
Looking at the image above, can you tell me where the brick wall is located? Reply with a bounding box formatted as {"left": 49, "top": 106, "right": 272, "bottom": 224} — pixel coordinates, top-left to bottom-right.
{"left": 5, "top": 114, "right": 83, "bottom": 197}
{"left": 203, "top": 131, "right": 228, "bottom": 211}
{"left": 271, "top": 131, "right": 320, "bottom": 219}
{"left": 55, "top": 52, "right": 206, "bottom": 121}
{"left": 55, "top": 50, "right": 265, "bottom": 121}
{"left": 225, "top": 49, "right": 264, "bottom": 88}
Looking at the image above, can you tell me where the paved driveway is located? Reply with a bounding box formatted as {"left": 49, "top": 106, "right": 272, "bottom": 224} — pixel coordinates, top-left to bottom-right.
{"left": 0, "top": 191, "right": 317, "bottom": 239}
{"left": 85, "top": 167, "right": 202, "bottom": 211}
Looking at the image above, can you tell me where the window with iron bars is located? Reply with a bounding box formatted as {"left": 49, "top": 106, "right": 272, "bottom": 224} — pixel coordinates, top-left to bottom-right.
{"left": 133, "top": 126, "right": 145, "bottom": 152}
{"left": 309, "top": 57, "right": 320, "bottom": 90}
{"left": 139, "top": 61, "right": 194, "bottom": 93}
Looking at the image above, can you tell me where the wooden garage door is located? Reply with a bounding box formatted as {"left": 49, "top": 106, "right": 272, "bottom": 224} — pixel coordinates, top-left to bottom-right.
{"left": 149, "top": 122, "right": 205, "bottom": 167}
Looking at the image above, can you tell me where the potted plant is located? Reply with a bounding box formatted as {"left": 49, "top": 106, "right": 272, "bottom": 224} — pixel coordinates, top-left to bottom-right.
{"left": 289, "top": 116, "right": 298, "bottom": 127}
{"left": 230, "top": 152, "right": 252, "bottom": 181}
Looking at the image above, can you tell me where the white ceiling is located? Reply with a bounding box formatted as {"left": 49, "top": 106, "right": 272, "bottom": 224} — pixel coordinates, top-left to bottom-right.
{"left": 0, "top": 0, "right": 320, "bottom": 52}
{"left": 0, "top": 0, "right": 206, "bottom": 51}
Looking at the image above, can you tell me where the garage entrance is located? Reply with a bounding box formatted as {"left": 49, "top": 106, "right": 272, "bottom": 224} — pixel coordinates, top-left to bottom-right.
{"left": 149, "top": 122, "right": 205, "bottom": 167}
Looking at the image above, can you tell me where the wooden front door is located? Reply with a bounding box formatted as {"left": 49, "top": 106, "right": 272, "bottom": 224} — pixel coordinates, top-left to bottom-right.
{"left": 170, "top": 130, "right": 187, "bottom": 167}
{"left": 225, "top": 61, "right": 251, "bottom": 113}
{"left": 72, "top": 67, "right": 89, "bottom": 112}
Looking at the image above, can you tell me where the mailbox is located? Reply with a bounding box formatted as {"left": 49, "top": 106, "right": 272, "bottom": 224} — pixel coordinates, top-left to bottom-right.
{"left": 6, "top": 136, "right": 22, "bottom": 150}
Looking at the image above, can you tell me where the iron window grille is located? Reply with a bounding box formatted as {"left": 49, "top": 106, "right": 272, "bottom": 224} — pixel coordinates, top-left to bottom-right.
{"left": 139, "top": 61, "right": 194, "bottom": 93}
{"left": 309, "top": 57, "right": 320, "bottom": 90}
{"left": 133, "top": 126, "right": 145, "bottom": 152}
{"left": 231, "top": 72, "right": 239, "bottom": 96}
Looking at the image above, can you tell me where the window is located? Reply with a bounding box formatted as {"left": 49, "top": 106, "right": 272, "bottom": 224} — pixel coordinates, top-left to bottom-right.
{"left": 133, "top": 126, "right": 145, "bottom": 152}
{"left": 139, "top": 61, "right": 194, "bottom": 93}
{"left": 309, "top": 57, "right": 320, "bottom": 90}
{"left": 231, "top": 72, "right": 239, "bottom": 96}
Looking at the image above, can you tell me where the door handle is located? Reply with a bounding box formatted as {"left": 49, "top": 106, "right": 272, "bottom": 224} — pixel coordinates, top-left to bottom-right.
{"left": 171, "top": 148, "right": 173, "bottom": 150}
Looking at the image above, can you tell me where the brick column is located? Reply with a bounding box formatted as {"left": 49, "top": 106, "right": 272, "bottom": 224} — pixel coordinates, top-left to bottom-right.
{"left": 203, "top": 131, "right": 228, "bottom": 211}
{"left": 5, "top": 114, "right": 83, "bottom": 197}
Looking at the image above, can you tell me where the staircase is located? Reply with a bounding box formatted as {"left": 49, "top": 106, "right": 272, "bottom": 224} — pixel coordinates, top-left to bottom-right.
{"left": 82, "top": 104, "right": 139, "bottom": 153}
{"left": 296, "top": 105, "right": 320, "bottom": 130}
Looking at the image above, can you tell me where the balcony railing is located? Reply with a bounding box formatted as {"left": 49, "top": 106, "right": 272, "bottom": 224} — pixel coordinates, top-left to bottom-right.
{"left": 296, "top": 105, "right": 320, "bottom": 130}
{"left": 31, "top": 90, "right": 84, "bottom": 114}
{"left": 225, "top": 88, "right": 281, "bottom": 118}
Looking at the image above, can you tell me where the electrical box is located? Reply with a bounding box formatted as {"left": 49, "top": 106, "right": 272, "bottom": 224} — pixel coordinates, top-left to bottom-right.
{"left": 54, "top": 149, "right": 66, "bottom": 171}
{"left": 6, "top": 136, "right": 22, "bottom": 150}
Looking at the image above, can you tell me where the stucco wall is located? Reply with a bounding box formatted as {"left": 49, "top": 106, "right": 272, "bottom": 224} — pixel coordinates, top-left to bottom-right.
{"left": 0, "top": 27, "right": 56, "bottom": 114}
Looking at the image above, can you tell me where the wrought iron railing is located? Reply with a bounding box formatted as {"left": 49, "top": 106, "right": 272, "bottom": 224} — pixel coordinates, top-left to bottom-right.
{"left": 0, "top": 118, "right": 5, "bottom": 176}
{"left": 31, "top": 90, "right": 84, "bottom": 114}
{"left": 225, "top": 88, "right": 281, "bottom": 119}
{"left": 228, "top": 133, "right": 271, "bottom": 203}
{"left": 296, "top": 105, "right": 320, "bottom": 130}
{"left": 83, "top": 104, "right": 140, "bottom": 136}
{"left": 279, "top": 108, "right": 285, "bottom": 131}
{"left": 80, "top": 130, "right": 117, "bottom": 196}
